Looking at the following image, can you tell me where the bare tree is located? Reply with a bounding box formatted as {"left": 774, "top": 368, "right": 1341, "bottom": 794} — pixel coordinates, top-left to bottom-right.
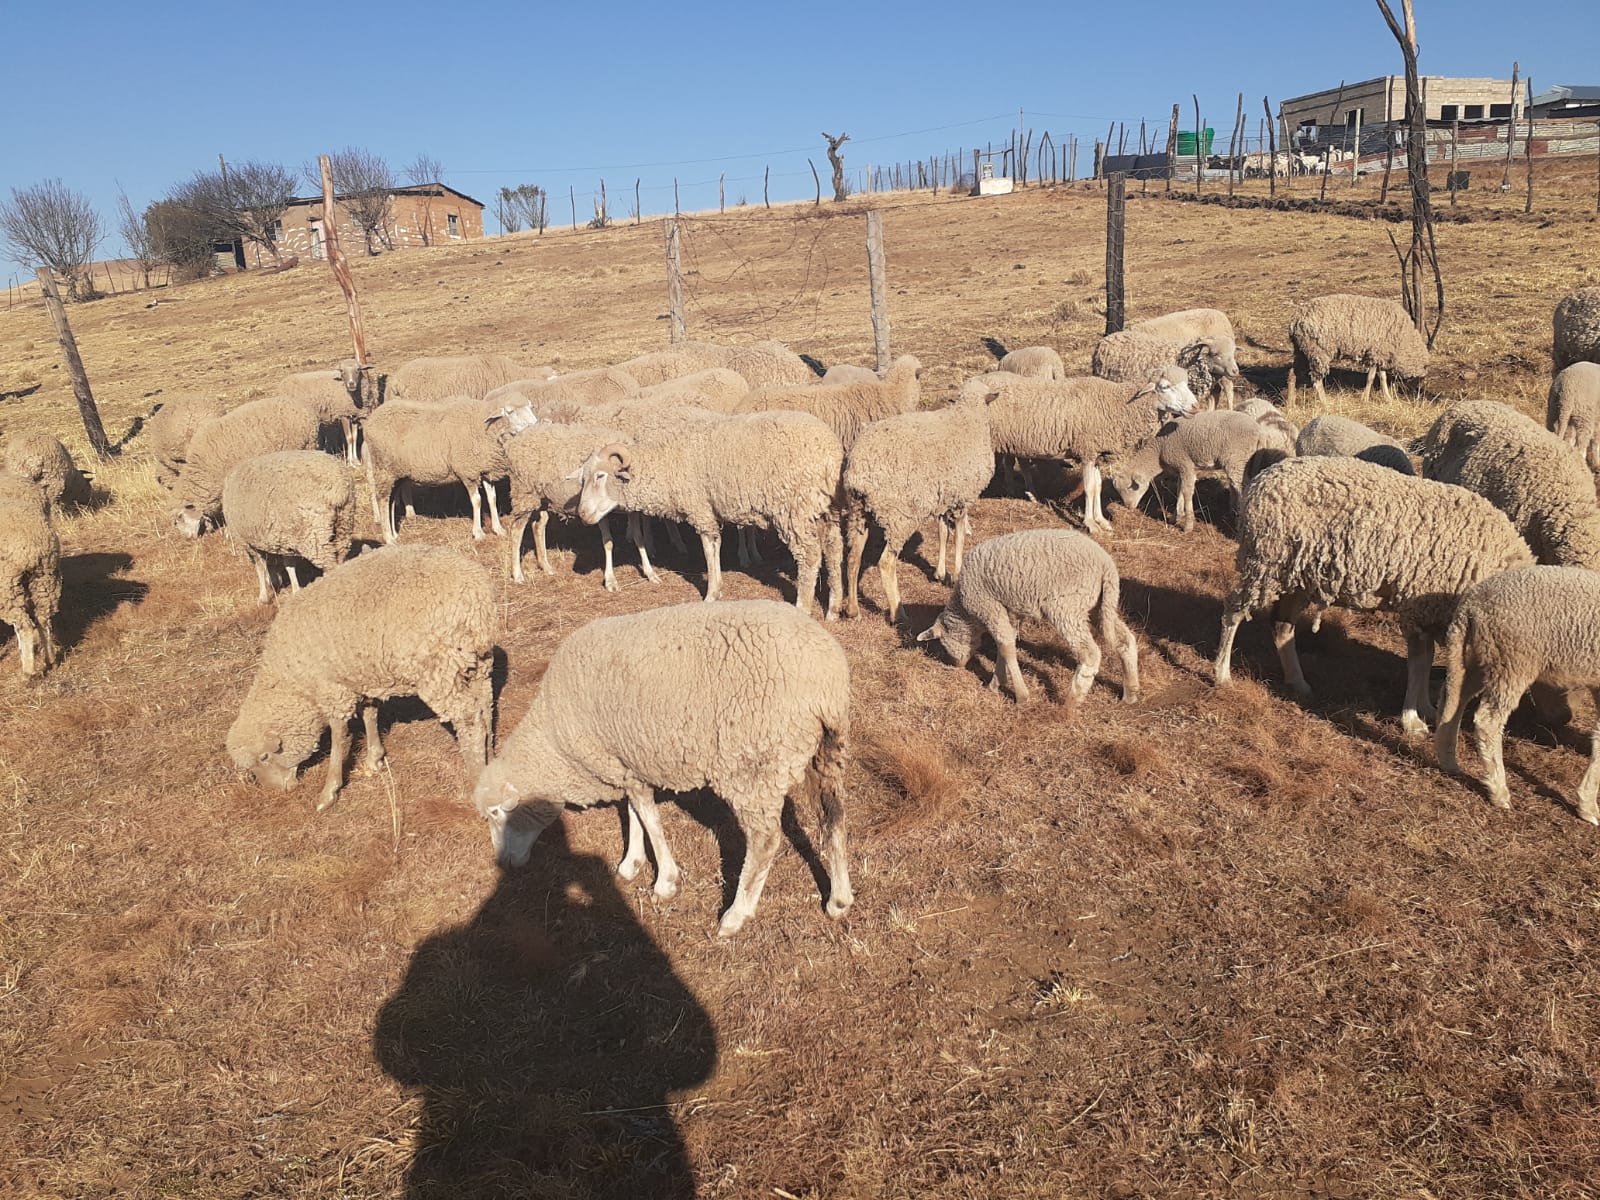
{"left": 308, "top": 147, "right": 395, "bottom": 255}
{"left": 403, "top": 153, "right": 444, "bottom": 245}
{"left": 0, "top": 180, "right": 103, "bottom": 301}
{"left": 115, "top": 187, "right": 159, "bottom": 289}
{"left": 499, "top": 185, "right": 547, "bottom": 234}
{"left": 823, "top": 132, "right": 851, "bottom": 202}
{"left": 169, "top": 160, "right": 296, "bottom": 265}
{"left": 144, "top": 199, "right": 223, "bottom": 280}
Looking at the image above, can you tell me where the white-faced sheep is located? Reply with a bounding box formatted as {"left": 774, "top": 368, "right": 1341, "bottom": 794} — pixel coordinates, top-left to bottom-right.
{"left": 1130, "top": 309, "right": 1239, "bottom": 406}
{"left": 3, "top": 432, "right": 91, "bottom": 511}
{"left": 472, "top": 599, "right": 852, "bottom": 937}
{"left": 1287, "top": 294, "right": 1430, "bottom": 404}
{"left": 226, "top": 545, "right": 496, "bottom": 812}
{"left": 221, "top": 451, "right": 356, "bottom": 603}
{"left": 738, "top": 354, "right": 922, "bottom": 449}
{"left": 1421, "top": 399, "right": 1600, "bottom": 570}
{"left": 1107, "top": 409, "right": 1295, "bottom": 532}
{"left": 916, "top": 528, "right": 1140, "bottom": 704}
{"left": 0, "top": 474, "right": 60, "bottom": 677}
{"left": 962, "top": 366, "right": 1199, "bottom": 533}
{"left": 997, "top": 346, "right": 1066, "bottom": 380}
{"left": 1296, "top": 413, "right": 1415, "bottom": 474}
{"left": 574, "top": 411, "right": 844, "bottom": 614}
{"left": 386, "top": 354, "right": 556, "bottom": 404}
{"left": 843, "top": 396, "right": 996, "bottom": 622}
{"left": 1435, "top": 566, "right": 1600, "bottom": 822}
{"left": 146, "top": 396, "right": 226, "bottom": 491}
{"left": 1214, "top": 455, "right": 1534, "bottom": 736}
{"left": 1092, "top": 330, "right": 1241, "bottom": 409}
{"left": 277, "top": 360, "right": 363, "bottom": 464}
{"left": 175, "top": 397, "right": 322, "bottom": 536}
{"left": 1547, "top": 362, "right": 1600, "bottom": 469}
{"left": 1554, "top": 286, "right": 1600, "bottom": 372}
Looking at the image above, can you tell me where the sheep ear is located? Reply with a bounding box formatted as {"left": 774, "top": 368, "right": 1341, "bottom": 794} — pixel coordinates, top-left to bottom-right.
{"left": 498, "top": 778, "right": 522, "bottom": 808}
{"left": 984, "top": 390, "right": 1002, "bottom": 407}
{"left": 563, "top": 464, "right": 585, "bottom": 482}
{"left": 916, "top": 620, "right": 942, "bottom": 642}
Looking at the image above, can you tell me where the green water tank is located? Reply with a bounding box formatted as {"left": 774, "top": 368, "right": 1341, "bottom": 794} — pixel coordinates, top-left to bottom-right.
{"left": 1176, "top": 128, "right": 1215, "bottom": 156}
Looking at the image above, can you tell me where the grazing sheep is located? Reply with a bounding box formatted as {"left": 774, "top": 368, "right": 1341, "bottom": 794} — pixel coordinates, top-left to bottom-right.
{"left": 1554, "top": 286, "right": 1600, "bottom": 372}
{"left": 1092, "top": 330, "right": 1240, "bottom": 409}
{"left": 1287, "top": 294, "right": 1430, "bottom": 404}
{"left": 3, "top": 432, "right": 91, "bottom": 511}
{"left": 843, "top": 396, "right": 997, "bottom": 622}
{"left": 1130, "top": 309, "right": 1239, "bottom": 405}
{"left": 614, "top": 341, "right": 734, "bottom": 387}
{"left": 1547, "top": 362, "right": 1600, "bottom": 469}
{"left": 175, "top": 397, "right": 322, "bottom": 537}
{"left": 821, "top": 363, "right": 880, "bottom": 385}
{"left": 277, "top": 360, "right": 363, "bottom": 465}
{"left": 226, "top": 546, "right": 495, "bottom": 812}
{"left": 723, "top": 340, "right": 818, "bottom": 389}
{"left": 1107, "top": 409, "right": 1295, "bottom": 531}
{"left": 1214, "top": 456, "right": 1533, "bottom": 736}
{"left": 145, "top": 395, "right": 226, "bottom": 491}
{"left": 0, "top": 474, "right": 60, "bottom": 677}
{"left": 386, "top": 354, "right": 556, "bottom": 404}
{"left": 631, "top": 367, "right": 750, "bottom": 412}
{"left": 483, "top": 366, "right": 638, "bottom": 413}
{"left": 997, "top": 346, "right": 1066, "bottom": 380}
{"left": 1296, "top": 413, "right": 1415, "bottom": 474}
{"left": 473, "top": 600, "right": 853, "bottom": 936}
{"left": 738, "top": 354, "right": 922, "bottom": 449}
{"left": 574, "top": 411, "right": 844, "bottom": 614}
{"left": 1421, "top": 399, "right": 1600, "bottom": 570}
{"left": 221, "top": 451, "right": 356, "bottom": 603}
{"left": 1235, "top": 399, "right": 1300, "bottom": 449}
{"left": 916, "top": 529, "right": 1139, "bottom": 704}
{"left": 963, "top": 366, "right": 1199, "bottom": 533}
{"left": 1435, "top": 566, "right": 1600, "bottom": 822}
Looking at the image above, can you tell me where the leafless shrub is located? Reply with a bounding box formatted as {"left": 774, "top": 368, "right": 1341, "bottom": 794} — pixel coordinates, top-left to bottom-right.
{"left": 307, "top": 147, "right": 396, "bottom": 255}
{"left": 403, "top": 153, "right": 445, "bottom": 245}
{"left": 0, "top": 179, "right": 103, "bottom": 301}
{"left": 168, "top": 160, "right": 296, "bottom": 265}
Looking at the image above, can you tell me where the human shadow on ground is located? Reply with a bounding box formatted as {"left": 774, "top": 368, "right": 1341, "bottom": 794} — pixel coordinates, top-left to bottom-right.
{"left": 373, "top": 823, "right": 715, "bottom": 1199}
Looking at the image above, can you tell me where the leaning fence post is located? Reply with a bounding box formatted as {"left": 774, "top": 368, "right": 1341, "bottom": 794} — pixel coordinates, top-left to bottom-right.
{"left": 317, "top": 154, "right": 374, "bottom": 407}
{"left": 35, "top": 267, "right": 112, "bottom": 459}
{"left": 665, "top": 219, "right": 686, "bottom": 344}
{"left": 865, "top": 210, "right": 890, "bottom": 372}
{"left": 1105, "top": 174, "right": 1127, "bottom": 335}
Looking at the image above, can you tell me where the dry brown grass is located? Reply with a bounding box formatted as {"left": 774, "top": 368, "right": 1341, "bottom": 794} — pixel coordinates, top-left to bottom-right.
{"left": 3, "top": 175, "right": 1600, "bottom": 1199}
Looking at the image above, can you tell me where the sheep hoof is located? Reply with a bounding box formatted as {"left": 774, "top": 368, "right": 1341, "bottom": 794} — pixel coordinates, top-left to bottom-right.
{"left": 1122, "top": 690, "right": 1141, "bottom": 705}
{"left": 826, "top": 893, "right": 854, "bottom": 920}
{"left": 603, "top": 576, "right": 620, "bottom": 593}
{"left": 716, "top": 911, "right": 749, "bottom": 938}
{"left": 358, "top": 754, "right": 387, "bottom": 778}
{"left": 652, "top": 876, "right": 680, "bottom": 901}
{"left": 1399, "top": 713, "right": 1429, "bottom": 740}
{"left": 615, "top": 858, "right": 643, "bottom": 882}
{"left": 315, "top": 790, "right": 342, "bottom": 813}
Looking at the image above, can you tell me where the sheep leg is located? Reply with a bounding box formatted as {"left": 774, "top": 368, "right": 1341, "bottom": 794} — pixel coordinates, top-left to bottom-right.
{"left": 1045, "top": 603, "right": 1101, "bottom": 703}
{"left": 482, "top": 479, "right": 505, "bottom": 537}
{"left": 1434, "top": 664, "right": 1484, "bottom": 775}
{"left": 788, "top": 521, "right": 823, "bottom": 617}
{"left": 507, "top": 511, "right": 532, "bottom": 584}
{"left": 811, "top": 737, "right": 854, "bottom": 919}
{"left": 400, "top": 480, "right": 417, "bottom": 520}
{"left": 737, "top": 526, "right": 762, "bottom": 567}
{"left": 615, "top": 802, "right": 650, "bottom": 881}
{"left": 316, "top": 717, "right": 351, "bottom": 812}
{"left": 596, "top": 514, "right": 619, "bottom": 592}
{"left": 934, "top": 519, "right": 950, "bottom": 583}
{"left": 1178, "top": 465, "right": 1198, "bottom": 532}
{"left": 285, "top": 562, "right": 302, "bottom": 594}
{"left": 628, "top": 513, "right": 662, "bottom": 584}
{"left": 666, "top": 521, "right": 689, "bottom": 555}
{"left": 1221, "top": 375, "right": 1237, "bottom": 409}
{"left": 248, "top": 550, "right": 274, "bottom": 605}
{"left": 1272, "top": 595, "right": 1313, "bottom": 699}
{"left": 1312, "top": 374, "right": 1329, "bottom": 406}
{"left": 1400, "top": 628, "right": 1438, "bottom": 739}
{"left": 844, "top": 505, "right": 869, "bottom": 619}
{"left": 1575, "top": 688, "right": 1600, "bottom": 825}
{"left": 360, "top": 702, "right": 386, "bottom": 774}
{"left": 822, "top": 514, "right": 843, "bottom": 621}
{"left": 718, "top": 799, "right": 784, "bottom": 938}
{"left": 1082, "top": 461, "right": 1111, "bottom": 533}
{"left": 534, "top": 510, "right": 554, "bottom": 575}
{"left": 989, "top": 612, "right": 1029, "bottom": 701}
{"left": 1472, "top": 690, "right": 1518, "bottom": 811}
{"left": 951, "top": 510, "right": 968, "bottom": 582}
{"left": 1379, "top": 369, "right": 1394, "bottom": 405}
{"left": 14, "top": 622, "right": 39, "bottom": 677}
{"left": 1214, "top": 603, "right": 1246, "bottom": 685}
{"left": 342, "top": 417, "right": 358, "bottom": 466}
{"left": 699, "top": 531, "right": 724, "bottom": 602}
{"left": 1108, "top": 611, "right": 1141, "bottom": 704}
{"left": 877, "top": 528, "right": 908, "bottom": 624}
{"left": 467, "top": 480, "right": 486, "bottom": 540}
{"left": 625, "top": 787, "right": 681, "bottom": 899}
{"left": 1360, "top": 366, "right": 1376, "bottom": 403}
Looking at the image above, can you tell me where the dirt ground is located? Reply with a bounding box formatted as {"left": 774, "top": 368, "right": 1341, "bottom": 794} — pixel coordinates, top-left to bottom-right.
{"left": 3, "top": 168, "right": 1600, "bottom": 1199}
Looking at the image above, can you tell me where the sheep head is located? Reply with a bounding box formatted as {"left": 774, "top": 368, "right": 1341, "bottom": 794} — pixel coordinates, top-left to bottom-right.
{"left": 471, "top": 758, "right": 563, "bottom": 868}
{"left": 1132, "top": 367, "right": 1198, "bottom": 418}
{"left": 916, "top": 607, "right": 978, "bottom": 668}
{"left": 573, "top": 443, "right": 633, "bottom": 525}
{"left": 484, "top": 402, "right": 538, "bottom": 438}
{"left": 1179, "top": 336, "right": 1240, "bottom": 379}
{"left": 225, "top": 722, "right": 299, "bottom": 793}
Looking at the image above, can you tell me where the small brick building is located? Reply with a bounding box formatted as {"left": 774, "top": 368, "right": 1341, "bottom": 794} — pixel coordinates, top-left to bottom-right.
{"left": 1281, "top": 76, "right": 1524, "bottom": 137}
{"left": 249, "top": 183, "right": 485, "bottom": 265}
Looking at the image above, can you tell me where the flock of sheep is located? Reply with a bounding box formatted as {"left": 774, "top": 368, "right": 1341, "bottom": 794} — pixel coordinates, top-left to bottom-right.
{"left": 4, "top": 280, "right": 1600, "bottom": 934}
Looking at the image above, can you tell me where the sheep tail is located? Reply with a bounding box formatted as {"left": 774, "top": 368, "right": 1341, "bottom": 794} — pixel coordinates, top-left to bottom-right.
{"left": 1096, "top": 567, "right": 1122, "bottom": 650}
{"left": 1434, "top": 609, "right": 1472, "bottom": 767}
{"left": 799, "top": 715, "right": 853, "bottom": 918}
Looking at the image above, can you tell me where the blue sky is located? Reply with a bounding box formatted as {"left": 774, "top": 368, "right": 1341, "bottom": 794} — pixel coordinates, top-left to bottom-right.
{"left": 3, "top": 0, "right": 1596, "bottom": 279}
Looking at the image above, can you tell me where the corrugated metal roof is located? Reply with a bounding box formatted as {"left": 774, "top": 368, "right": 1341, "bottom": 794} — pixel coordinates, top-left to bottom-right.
{"left": 1530, "top": 84, "right": 1600, "bottom": 106}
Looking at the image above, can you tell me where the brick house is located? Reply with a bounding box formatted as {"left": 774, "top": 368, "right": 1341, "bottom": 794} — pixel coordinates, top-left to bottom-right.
{"left": 1281, "top": 76, "right": 1524, "bottom": 139}
{"left": 248, "top": 183, "right": 485, "bottom": 266}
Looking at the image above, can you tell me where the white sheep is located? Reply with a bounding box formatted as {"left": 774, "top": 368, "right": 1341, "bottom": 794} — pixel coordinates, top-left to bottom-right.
{"left": 842, "top": 396, "right": 996, "bottom": 623}
{"left": 145, "top": 395, "right": 225, "bottom": 491}
{"left": 820, "top": 363, "right": 880, "bottom": 384}
{"left": 997, "top": 346, "right": 1066, "bottom": 380}
{"left": 1214, "top": 455, "right": 1534, "bottom": 736}
{"left": 1296, "top": 413, "right": 1415, "bottom": 474}
{"left": 175, "top": 397, "right": 323, "bottom": 537}
{"left": 631, "top": 367, "right": 750, "bottom": 412}
{"left": 616, "top": 342, "right": 733, "bottom": 386}
{"left": 277, "top": 360, "right": 364, "bottom": 464}
{"left": 1435, "top": 566, "right": 1600, "bottom": 822}
{"left": 0, "top": 474, "right": 60, "bottom": 677}
{"left": 1091, "top": 330, "right": 1240, "bottom": 409}
{"left": 738, "top": 354, "right": 922, "bottom": 449}
{"left": 483, "top": 366, "right": 639, "bottom": 413}
{"left": 916, "top": 528, "right": 1140, "bottom": 704}
{"left": 1129, "top": 309, "right": 1239, "bottom": 405}
{"left": 1553, "top": 286, "right": 1600, "bottom": 372}
{"left": 3, "top": 432, "right": 92, "bottom": 511}
{"left": 1107, "top": 409, "right": 1295, "bottom": 532}
{"left": 226, "top": 545, "right": 496, "bottom": 812}
{"left": 386, "top": 354, "right": 556, "bottom": 404}
{"left": 723, "top": 340, "right": 818, "bottom": 389}
{"left": 1287, "top": 294, "right": 1430, "bottom": 405}
{"left": 1546, "top": 362, "right": 1600, "bottom": 469}
{"left": 221, "top": 451, "right": 356, "bottom": 603}
{"left": 472, "top": 599, "right": 853, "bottom": 937}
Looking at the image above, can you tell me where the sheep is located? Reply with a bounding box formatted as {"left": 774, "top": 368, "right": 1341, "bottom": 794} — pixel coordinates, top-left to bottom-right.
{"left": 277, "top": 359, "right": 363, "bottom": 465}
{"left": 1128, "top": 309, "right": 1239, "bottom": 405}
{"left": 963, "top": 366, "right": 1199, "bottom": 533}
{"left": 145, "top": 395, "right": 226, "bottom": 491}
{"left": 997, "top": 346, "right": 1066, "bottom": 380}
{"left": 573, "top": 411, "right": 844, "bottom": 615}
{"left": 615, "top": 341, "right": 732, "bottom": 387}
{"left": 915, "top": 528, "right": 1140, "bottom": 704}
{"left": 1553, "top": 286, "right": 1600, "bottom": 373}
{"left": 1435, "top": 566, "right": 1600, "bottom": 822}
{"left": 842, "top": 396, "right": 997, "bottom": 622}
{"left": 1296, "top": 413, "right": 1415, "bottom": 474}
{"left": 820, "top": 363, "right": 880, "bottom": 385}
{"left": 483, "top": 366, "right": 638, "bottom": 413}
{"left": 1287, "top": 294, "right": 1430, "bottom": 405}
{"left": 723, "top": 340, "right": 818, "bottom": 389}
{"left": 175, "top": 397, "right": 322, "bottom": 537}
{"left": 0, "top": 474, "right": 60, "bottom": 677}
{"left": 221, "top": 451, "right": 356, "bottom": 603}
{"left": 386, "top": 354, "right": 556, "bottom": 404}
{"left": 631, "top": 367, "right": 750, "bottom": 412}
{"left": 738, "top": 355, "right": 922, "bottom": 449}
{"left": 1420, "top": 399, "right": 1600, "bottom": 571}
{"left": 472, "top": 599, "right": 852, "bottom": 937}
{"left": 1547, "top": 361, "right": 1600, "bottom": 469}
{"left": 1235, "top": 398, "right": 1300, "bottom": 447}
{"left": 1091, "top": 330, "right": 1241, "bottom": 409}
{"left": 3, "top": 432, "right": 91, "bottom": 511}
{"left": 1106, "top": 409, "right": 1296, "bottom": 532}
{"left": 1214, "top": 455, "right": 1534, "bottom": 737}
{"left": 226, "top": 545, "right": 495, "bottom": 812}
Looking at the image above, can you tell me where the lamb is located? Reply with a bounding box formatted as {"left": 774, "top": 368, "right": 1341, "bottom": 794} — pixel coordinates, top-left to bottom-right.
{"left": 0, "top": 474, "right": 60, "bottom": 677}
{"left": 1091, "top": 330, "right": 1240, "bottom": 409}
{"left": 221, "top": 451, "right": 356, "bottom": 603}
{"left": 915, "top": 528, "right": 1140, "bottom": 704}
{"left": 1287, "top": 294, "right": 1430, "bottom": 404}
{"left": 472, "top": 599, "right": 852, "bottom": 936}
{"left": 1214, "top": 455, "right": 1534, "bottom": 736}
{"left": 842, "top": 397, "right": 997, "bottom": 622}
{"left": 145, "top": 395, "right": 226, "bottom": 491}
{"left": 963, "top": 366, "right": 1199, "bottom": 533}
{"left": 738, "top": 354, "right": 922, "bottom": 449}
{"left": 1296, "top": 413, "right": 1415, "bottom": 474}
{"left": 1546, "top": 362, "right": 1600, "bottom": 469}
{"left": 1106, "top": 409, "right": 1296, "bottom": 532}
{"left": 997, "top": 346, "right": 1066, "bottom": 380}
{"left": 3, "top": 432, "right": 91, "bottom": 511}
{"left": 175, "top": 397, "right": 322, "bottom": 536}
{"left": 615, "top": 341, "right": 732, "bottom": 387}
{"left": 1420, "top": 399, "right": 1600, "bottom": 570}
{"left": 820, "top": 363, "right": 880, "bottom": 384}
{"left": 630, "top": 367, "right": 749, "bottom": 412}
{"left": 226, "top": 545, "right": 495, "bottom": 812}
{"left": 1553, "top": 286, "right": 1600, "bottom": 372}
{"left": 573, "top": 411, "right": 844, "bottom": 614}
{"left": 483, "top": 366, "right": 638, "bottom": 413}
{"left": 1435, "top": 566, "right": 1600, "bottom": 822}
{"left": 1235, "top": 398, "right": 1300, "bottom": 447}
{"left": 386, "top": 354, "right": 556, "bottom": 403}
{"left": 277, "top": 359, "right": 363, "bottom": 465}
{"left": 723, "top": 340, "right": 818, "bottom": 389}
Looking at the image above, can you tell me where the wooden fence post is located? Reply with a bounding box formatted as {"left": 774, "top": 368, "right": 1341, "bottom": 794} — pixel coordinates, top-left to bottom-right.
{"left": 1165, "top": 104, "right": 1179, "bottom": 194}
{"left": 1380, "top": 132, "right": 1396, "bottom": 203}
{"left": 764, "top": 166, "right": 770, "bottom": 209}
{"left": 1525, "top": 101, "right": 1536, "bottom": 214}
{"left": 35, "top": 268, "right": 111, "bottom": 459}
{"left": 719, "top": 173, "right": 725, "bottom": 213}
{"left": 570, "top": 186, "right": 576, "bottom": 229}
{"left": 665, "top": 219, "right": 685, "bottom": 345}
{"left": 809, "top": 160, "right": 820, "bottom": 206}
{"left": 1501, "top": 62, "right": 1521, "bottom": 192}
{"left": 1193, "top": 96, "right": 1203, "bottom": 193}
{"left": 1228, "top": 92, "right": 1244, "bottom": 196}
{"left": 317, "top": 154, "right": 374, "bottom": 409}
{"left": 1105, "top": 174, "right": 1127, "bottom": 335}
{"left": 635, "top": 178, "right": 641, "bottom": 224}
{"left": 1450, "top": 119, "right": 1460, "bottom": 206}
{"left": 866, "top": 210, "right": 890, "bottom": 372}
{"left": 1264, "top": 97, "right": 1278, "bottom": 197}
